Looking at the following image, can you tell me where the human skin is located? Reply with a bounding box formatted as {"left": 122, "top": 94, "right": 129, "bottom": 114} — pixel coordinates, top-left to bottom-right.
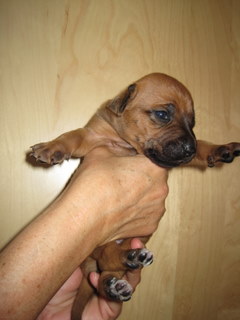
{"left": 0, "top": 148, "right": 168, "bottom": 320}
{"left": 37, "top": 238, "right": 144, "bottom": 320}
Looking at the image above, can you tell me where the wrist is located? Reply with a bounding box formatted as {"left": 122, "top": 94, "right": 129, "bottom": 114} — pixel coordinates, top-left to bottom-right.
{"left": 54, "top": 173, "right": 110, "bottom": 252}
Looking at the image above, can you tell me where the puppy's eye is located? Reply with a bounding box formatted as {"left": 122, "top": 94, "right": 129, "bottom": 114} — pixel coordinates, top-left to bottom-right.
{"left": 154, "top": 110, "right": 170, "bottom": 123}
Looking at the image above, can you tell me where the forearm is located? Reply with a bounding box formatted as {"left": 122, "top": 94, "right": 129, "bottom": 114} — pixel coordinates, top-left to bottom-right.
{"left": 0, "top": 179, "right": 103, "bottom": 320}
{"left": 0, "top": 150, "right": 168, "bottom": 320}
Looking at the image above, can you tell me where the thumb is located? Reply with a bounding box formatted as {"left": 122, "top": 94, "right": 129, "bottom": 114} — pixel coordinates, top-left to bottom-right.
{"left": 89, "top": 271, "right": 100, "bottom": 289}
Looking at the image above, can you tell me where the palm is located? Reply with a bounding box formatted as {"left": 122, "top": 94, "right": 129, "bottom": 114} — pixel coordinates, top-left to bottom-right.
{"left": 37, "top": 268, "right": 122, "bottom": 320}
{"left": 37, "top": 238, "right": 143, "bottom": 320}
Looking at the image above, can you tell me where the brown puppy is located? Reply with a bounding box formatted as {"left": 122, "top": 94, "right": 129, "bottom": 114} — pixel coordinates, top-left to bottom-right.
{"left": 31, "top": 73, "right": 240, "bottom": 319}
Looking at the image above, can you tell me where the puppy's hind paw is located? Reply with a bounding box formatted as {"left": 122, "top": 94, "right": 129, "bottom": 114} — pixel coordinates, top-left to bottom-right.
{"left": 124, "top": 248, "right": 153, "bottom": 270}
{"left": 207, "top": 142, "right": 240, "bottom": 167}
{"left": 104, "top": 277, "right": 133, "bottom": 302}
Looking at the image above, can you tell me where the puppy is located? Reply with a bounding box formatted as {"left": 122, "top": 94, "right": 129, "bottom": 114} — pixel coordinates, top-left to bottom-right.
{"left": 31, "top": 73, "right": 240, "bottom": 319}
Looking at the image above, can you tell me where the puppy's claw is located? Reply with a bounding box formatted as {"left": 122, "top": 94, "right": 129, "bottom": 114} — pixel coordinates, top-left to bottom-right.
{"left": 208, "top": 142, "right": 240, "bottom": 167}
{"left": 233, "top": 149, "right": 240, "bottom": 157}
{"left": 125, "top": 248, "right": 153, "bottom": 269}
{"left": 30, "top": 142, "right": 70, "bottom": 165}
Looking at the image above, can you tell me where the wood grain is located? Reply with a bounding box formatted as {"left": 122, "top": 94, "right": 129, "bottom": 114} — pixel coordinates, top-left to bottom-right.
{"left": 0, "top": 0, "right": 239, "bottom": 319}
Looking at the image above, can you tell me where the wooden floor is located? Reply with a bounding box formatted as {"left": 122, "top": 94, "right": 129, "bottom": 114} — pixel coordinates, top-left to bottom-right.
{"left": 0, "top": 1, "right": 240, "bottom": 319}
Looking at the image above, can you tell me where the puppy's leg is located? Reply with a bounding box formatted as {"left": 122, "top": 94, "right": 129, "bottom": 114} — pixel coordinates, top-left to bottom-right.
{"left": 95, "top": 238, "right": 152, "bottom": 301}
{"left": 190, "top": 140, "right": 240, "bottom": 168}
{"left": 98, "top": 271, "right": 133, "bottom": 302}
{"left": 30, "top": 127, "right": 106, "bottom": 165}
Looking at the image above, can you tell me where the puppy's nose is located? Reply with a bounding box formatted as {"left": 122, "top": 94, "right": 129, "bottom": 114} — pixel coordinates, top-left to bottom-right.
{"left": 163, "top": 136, "right": 196, "bottom": 161}
{"left": 183, "top": 141, "right": 196, "bottom": 157}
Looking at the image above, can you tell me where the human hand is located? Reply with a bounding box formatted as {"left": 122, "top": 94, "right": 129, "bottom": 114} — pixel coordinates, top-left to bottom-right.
{"left": 62, "top": 147, "right": 169, "bottom": 246}
{"left": 37, "top": 239, "right": 143, "bottom": 320}
{"left": 0, "top": 148, "right": 168, "bottom": 320}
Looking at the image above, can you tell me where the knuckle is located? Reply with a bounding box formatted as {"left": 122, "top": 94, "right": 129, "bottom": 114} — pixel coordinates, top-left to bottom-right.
{"left": 154, "top": 183, "right": 169, "bottom": 201}
{"left": 161, "top": 183, "right": 169, "bottom": 198}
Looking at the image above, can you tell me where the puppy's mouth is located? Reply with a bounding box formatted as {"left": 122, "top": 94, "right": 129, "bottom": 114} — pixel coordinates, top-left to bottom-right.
{"left": 144, "top": 142, "right": 196, "bottom": 168}
{"left": 144, "top": 149, "right": 188, "bottom": 168}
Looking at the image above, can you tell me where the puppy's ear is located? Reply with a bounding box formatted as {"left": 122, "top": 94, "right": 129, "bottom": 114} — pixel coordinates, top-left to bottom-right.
{"left": 107, "top": 84, "right": 137, "bottom": 116}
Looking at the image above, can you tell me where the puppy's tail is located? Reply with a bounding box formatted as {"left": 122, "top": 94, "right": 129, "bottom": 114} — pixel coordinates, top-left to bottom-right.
{"left": 71, "top": 276, "right": 94, "bottom": 320}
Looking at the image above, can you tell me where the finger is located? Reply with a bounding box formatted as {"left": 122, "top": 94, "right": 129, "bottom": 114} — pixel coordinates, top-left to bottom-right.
{"left": 86, "top": 272, "right": 123, "bottom": 319}
{"left": 89, "top": 271, "right": 100, "bottom": 289}
{"left": 130, "top": 238, "right": 144, "bottom": 250}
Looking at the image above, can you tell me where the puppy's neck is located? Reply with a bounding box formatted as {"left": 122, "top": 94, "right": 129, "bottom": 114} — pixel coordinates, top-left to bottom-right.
{"left": 85, "top": 106, "right": 137, "bottom": 156}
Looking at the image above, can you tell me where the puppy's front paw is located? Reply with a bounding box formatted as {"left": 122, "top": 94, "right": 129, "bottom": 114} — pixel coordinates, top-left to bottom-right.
{"left": 104, "top": 277, "right": 133, "bottom": 302}
{"left": 124, "top": 248, "right": 153, "bottom": 270}
{"left": 207, "top": 142, "right": 240, "bottom": 167}
{"left": 30, "top": 142, "right": 70, "bottom": 165}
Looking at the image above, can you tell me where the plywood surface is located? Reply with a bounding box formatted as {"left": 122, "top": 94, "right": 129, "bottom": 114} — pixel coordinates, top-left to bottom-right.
{"left": 0, "top": 1, "right": 239, "bottom": 319}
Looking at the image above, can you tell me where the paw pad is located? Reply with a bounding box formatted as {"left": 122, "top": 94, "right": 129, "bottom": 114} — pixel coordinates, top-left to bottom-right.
{"left": 125, "top": 248, "right": 153, "bottom": 269}
{"left": 104, "top": 277, "right": 133, "bottom": 301}
{"left": 30, "top": 143, "right": 70, "bottom": 165}
{"left": 208, "top": 142, "right": 240, "bottom": 167}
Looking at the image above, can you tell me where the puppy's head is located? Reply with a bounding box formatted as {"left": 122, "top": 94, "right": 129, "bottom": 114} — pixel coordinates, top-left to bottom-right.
{"left": 107, "top": 73, "right": 196, "bottom": 168}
